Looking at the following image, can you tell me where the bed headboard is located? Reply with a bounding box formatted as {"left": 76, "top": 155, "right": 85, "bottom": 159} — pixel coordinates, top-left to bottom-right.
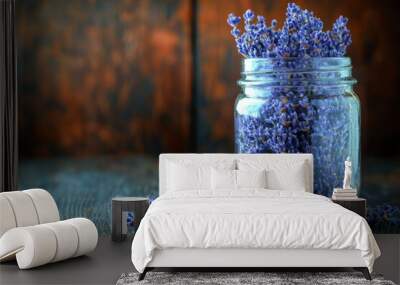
{"left": 159, "top": 153, "right": 314, "bottom": 196}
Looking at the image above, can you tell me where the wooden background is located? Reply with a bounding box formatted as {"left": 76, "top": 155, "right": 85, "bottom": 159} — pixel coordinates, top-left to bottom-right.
{"left": 17, "top": 0, "right": 400, "bottom": 158}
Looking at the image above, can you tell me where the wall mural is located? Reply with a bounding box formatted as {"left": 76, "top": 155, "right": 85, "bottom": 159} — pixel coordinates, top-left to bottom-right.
{"left": 17, "top": 0, "right": 400, "bottom": 233}
{"left": 18, "top": 0, "right": 192, "bottom": 156}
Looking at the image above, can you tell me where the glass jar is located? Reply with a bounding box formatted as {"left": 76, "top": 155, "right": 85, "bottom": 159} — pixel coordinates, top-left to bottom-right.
{"left": 235, "top": 57, "right": 360, "bottom": 196}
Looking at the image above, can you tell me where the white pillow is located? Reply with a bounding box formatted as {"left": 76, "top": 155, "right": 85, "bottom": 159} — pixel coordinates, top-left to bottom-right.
{"left": 237, "top": 169, "right": 267, "bottom": 189}
{"left": 167, "top": 162, "right": 210, "bottom": 191}
{"left": 211, "top": 168, "right": 236, "bottom": 190}
{"left": 166, "top": 159, "right": 235, "bottom": 192}
{"left": 266, "top": 162, "right": 307, "bottom": 191}
{"left": 211, "top": 169, "right": 267, "bottom": 191}
{"left": 237, "top": 159, "right": 308, "bottom": 191}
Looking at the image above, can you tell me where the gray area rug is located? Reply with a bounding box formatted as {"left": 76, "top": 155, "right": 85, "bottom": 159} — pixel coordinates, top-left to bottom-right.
{"left": 116, "top": 272, "right": 396, "bottom": 285}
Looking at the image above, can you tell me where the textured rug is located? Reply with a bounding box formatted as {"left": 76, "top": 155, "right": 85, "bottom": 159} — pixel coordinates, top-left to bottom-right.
{"left": 116, "top": 272, "right": 396, "bottom": 285}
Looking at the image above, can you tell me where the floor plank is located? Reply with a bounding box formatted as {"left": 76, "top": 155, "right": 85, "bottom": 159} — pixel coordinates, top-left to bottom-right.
{"left": 0, "top": 237, "right": 133, "bottom": 285}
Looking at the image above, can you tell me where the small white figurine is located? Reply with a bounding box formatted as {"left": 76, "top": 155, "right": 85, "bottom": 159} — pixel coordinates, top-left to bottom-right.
{"left": 343, "top": 156, "right": 352, "bottom": 190}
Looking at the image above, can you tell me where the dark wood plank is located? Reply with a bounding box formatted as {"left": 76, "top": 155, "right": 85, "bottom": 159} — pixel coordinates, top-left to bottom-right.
{"left": 17, "top": 0, "right": 192, "bottom": 157}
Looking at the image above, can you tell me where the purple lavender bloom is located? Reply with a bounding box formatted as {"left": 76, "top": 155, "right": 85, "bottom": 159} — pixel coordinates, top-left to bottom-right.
{"left": 271, "top": 19, "right": 278, "bottom": 29}
{"left": 231, "top": 27, "right": 241, "bottom": 38}
{"left": 243, "top": 9, "right": 255, "bottom": 22}
{"left": 327, "top": 16, "right": 352, "bottom": 56}
{"left": 127, "top": 212, "right": 134, "bottom": 226}
{"left": 231, "top": 4, "right": 356, "bottom": 198}
{"left": 227, "top": 3, "right": 351, "bottom": 58}
{"left": 227, "top": 13, "right": 241, "bottom": 27}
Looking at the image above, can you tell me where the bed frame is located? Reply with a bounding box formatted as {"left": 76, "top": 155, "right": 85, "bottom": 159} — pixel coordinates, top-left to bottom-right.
{"left": 139, "top": 154, "right": 371, "bottom": 281}
{"left": 140, "top": 248, "right": 370, "bottom": 280}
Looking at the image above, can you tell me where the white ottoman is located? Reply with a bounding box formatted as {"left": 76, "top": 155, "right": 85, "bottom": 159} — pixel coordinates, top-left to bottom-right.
{"left": 0, "top": 189, "right": 98, "bottom": 269}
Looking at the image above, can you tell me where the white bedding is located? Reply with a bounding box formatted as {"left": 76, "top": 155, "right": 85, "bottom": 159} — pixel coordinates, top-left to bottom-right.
{"left": 131, "top": 190, "right": 380, "bottom": 273}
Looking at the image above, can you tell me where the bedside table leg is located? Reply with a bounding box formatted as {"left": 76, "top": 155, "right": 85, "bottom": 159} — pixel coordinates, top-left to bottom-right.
{"left": 354, "top": 267, "right": 371, "bottom": 280}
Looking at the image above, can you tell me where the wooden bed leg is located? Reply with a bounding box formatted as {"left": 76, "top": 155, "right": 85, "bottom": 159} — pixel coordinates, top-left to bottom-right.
{"left": 138, "top": 268, "right": 148, "bottom": 281}
{"left": 354, "top": 267, "right": 371, "bottom": 280}
{"left": 361, "top": 268, "right": 372, "bottom": 281}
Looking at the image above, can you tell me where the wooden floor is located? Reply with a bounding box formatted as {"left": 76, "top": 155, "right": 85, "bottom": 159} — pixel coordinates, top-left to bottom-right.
{"left": 1, "top": 235, "right": 398, "bottom": 285}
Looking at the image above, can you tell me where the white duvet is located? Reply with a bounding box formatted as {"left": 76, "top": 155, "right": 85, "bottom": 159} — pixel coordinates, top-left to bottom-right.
{"left": 131, "top": 190, "right": 380, "bottom": 273}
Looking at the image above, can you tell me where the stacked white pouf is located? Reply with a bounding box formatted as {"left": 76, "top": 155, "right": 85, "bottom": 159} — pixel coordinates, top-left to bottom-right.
{"left": 0, "top": 189, "right": 98, "bottom": 269}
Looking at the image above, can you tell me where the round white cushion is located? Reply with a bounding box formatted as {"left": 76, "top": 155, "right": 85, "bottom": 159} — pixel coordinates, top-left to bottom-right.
{"left": 0, "top": 225, "right": 57, "bottom": 268}
{"left": 42, "top": 221, "right": 79, "bottom": 262}
{"left": 24, "top": 189, "right": 60, "bottom": 224}
{"left": 0, "top": 191, "right": 39, "bottom": 228}
{"left": 0, "top": 218, "right": 98, "bottom": 269}
{"left": 64, "top": 218, "right": 98, "bottom": 257}
{"left": 0, "top": 189, "right": 98, "bottom": 269}
{"left": 0, "top": 189, "right": 60, "bottom": 238}
{"left": 0, "top": 196, "right": 17, "bottom": 237}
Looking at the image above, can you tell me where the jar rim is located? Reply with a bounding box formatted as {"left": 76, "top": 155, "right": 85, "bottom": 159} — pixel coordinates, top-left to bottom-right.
{"left": 242, "top": 57, "right": 352, "bottom": 72}
{"left": 239, "top": 57, "right": 356, "bottom": 87}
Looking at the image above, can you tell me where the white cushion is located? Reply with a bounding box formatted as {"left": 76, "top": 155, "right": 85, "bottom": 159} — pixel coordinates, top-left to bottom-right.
{"left": 24, "top": 189, "right": 60, "bottom": 224}
{"left": 211, "top": 169, "right": 268, "bottom": 191}
{"left": 64, "top": 218, "right": 98, "bottom": 257}
{"left": 237, "top": 159, "right": 309, "bottom": 191}
{"left": 167, "top": 162, "right": 211, "bottom": 191}
{"left": 0, "top": 218, "right": 98, "bottom": 269}
{"left": 0, "top": 191, "right": 39, "bottom": 227}
{"left": 211, "top": 168, "right": 236, "bottom": 190}
{"left": 42, "top": 221, "right": 79, "bottom": 262}
{"left": 166, "top": 159, "right": 235, "bottom": 192}
{"left": 0, "top": 189, "right": 60, "bottom": 236}
{"left": 0, "top": 189, "right": 98, "bottom": 269}
{"left": 0, "top": 225, "right": 57, "bottom": 268}
{"left": 0, "top": 196, "right": 16, "bottom": 237}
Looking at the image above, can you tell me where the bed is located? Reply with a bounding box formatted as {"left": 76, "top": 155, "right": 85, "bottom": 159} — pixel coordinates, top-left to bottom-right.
{"left": 131, "top": 154, "right": 380, "bottom": 280}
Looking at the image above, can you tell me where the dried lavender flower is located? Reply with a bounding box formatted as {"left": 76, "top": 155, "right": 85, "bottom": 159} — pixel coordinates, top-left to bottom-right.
{"left": 227, "top": 3, "right": 352, "bottom": 58}
{"left": 232, "top": 3, "right": 356, "bottom": 198}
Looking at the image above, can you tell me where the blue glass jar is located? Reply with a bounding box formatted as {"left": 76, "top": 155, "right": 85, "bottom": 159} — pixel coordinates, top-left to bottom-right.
{"left": 235, "top": 57, "right": 360, "bottom": 196}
